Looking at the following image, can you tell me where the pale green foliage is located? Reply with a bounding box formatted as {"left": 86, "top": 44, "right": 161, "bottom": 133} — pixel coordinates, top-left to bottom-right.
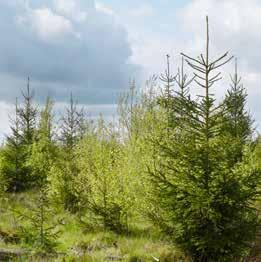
{"left": 74, "top": 118, "right": 133, "bottom": 232}
{"left": 117, "top": 80, "right": 168, "bottom": 221}
{"left": 48, "top": 150, "right": 81, "bottom": 212}
{"left": 48, "top": 94, "right": 86, "bottom": 213}
{"left": 28, "top": 97, "right": 56, "bottom": 185}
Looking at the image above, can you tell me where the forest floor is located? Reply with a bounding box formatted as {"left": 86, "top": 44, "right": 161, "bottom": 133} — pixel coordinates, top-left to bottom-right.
{"left": 0, "top": 191, "right": 186, "bottom": 261}
{"left": 0, "top": 191, "right": 260, "bottom": 261}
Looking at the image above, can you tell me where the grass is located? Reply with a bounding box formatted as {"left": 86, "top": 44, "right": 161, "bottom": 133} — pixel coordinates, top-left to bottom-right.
{"left": 0, "top": 191, "right": 186, "bottom": 261}
{"left": 2, "top": 191, "right": 259, "bottom": 261}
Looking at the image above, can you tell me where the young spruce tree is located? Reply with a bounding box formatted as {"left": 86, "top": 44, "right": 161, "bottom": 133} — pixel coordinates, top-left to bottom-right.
{"left": 18, "top": 78, "right": 37, "bottom": 146}
{"left": 149, "top": 17, "right": 260, "bottom": 261}
{"left": 221, "top": 59, "right": 253, "bottom": 163}
{"left": 1, "top": 98, "right": 28, "bottom": 192}
{"left": 50, "top": 94, "right": 85, "bottom": 212}
{"left": 20, "top": 98, "right": 58, "bottom": 252}
{"left": 2, "top": 77, "right": 37, "bottom": 192}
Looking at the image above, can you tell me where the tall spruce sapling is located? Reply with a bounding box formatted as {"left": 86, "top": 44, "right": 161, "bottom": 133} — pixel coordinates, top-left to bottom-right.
{"left": 158, "top": 54, "right": 176, "bottom": 130}
{"left": 18, "top": 98, "right": 59, "bottom": 252}
{"left": 148, "top": 16, "right": 260, "bottom": 261}
{"left": 18, "top": 77, "right": 37, "bottom": 146}
{"left": 58, "top": 93, "right": 86, "bottom": 212}
{"left": 2, "top": 78, "right": 37, "bottom": 192}
{"left": 7, "top": 77, "right": 38, "bottom": 190}
{"left": 179, "top": 17, "right": 259, "bottom": 260}
{"left": 1, "top": 98, "right": 22, "bottom": 191}
{"left": 223, "top": 59, "right": 253, "bottom": 140}
{"left": 157, "top": 55, "right": 195, "bottom": 131}
{"left": 145, "top": 57, "right": 195, "bottom": 228}
{"left": 60, "top": 93, "right": 85, "bottom": 152}
{"left": 180, "top": 16, "right": 234, "bottom": 142}
{"left": 173, "top": 57, "right": 197, "bottom": 129}
{"left": 175, "top": 57, "right": 195, "bottom": 98}
{"left": 1, "top": 96, "right": 32, "bottom": 192}
{"left": 171, "top": 56, "right": 195, "bottom": 126}
{"left": 159, "top": 55, "right": 176, "bottom": 106}
{"left": 221, "top": 59, "right": 253, "bottom": 163}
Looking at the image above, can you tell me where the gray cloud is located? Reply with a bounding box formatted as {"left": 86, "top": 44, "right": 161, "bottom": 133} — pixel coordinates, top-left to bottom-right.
{"left": 0, "top": 0, "right": 140, "bottom": 103}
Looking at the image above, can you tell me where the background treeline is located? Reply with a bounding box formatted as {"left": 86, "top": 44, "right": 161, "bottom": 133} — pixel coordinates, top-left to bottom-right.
{"left": 0, "top": 18, "right": 260, "bottom": 261}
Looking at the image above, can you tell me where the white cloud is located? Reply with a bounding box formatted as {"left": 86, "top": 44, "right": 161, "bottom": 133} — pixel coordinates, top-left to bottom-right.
{"left": 95, "top": 2, "right": 116, "bottom": 17}
{"left": 179, "top": 0, "right": 261, "bottom": 70}
{"left": 177, "top": 0, "right": 261, "bottom": 130}
{"left": 53, "top": 0, "right": 88, "bottom": 22}
{"left": 130, "top": 33, "right": 178, "bottom": 77}
{"left": 18, "top": 7, "right": 74, "bottom": 43}
{"left": 128, "top": 4, "right": 155, "bottom": 18}
{"left": 54, "top": 0, "right": 77, "bottom": 15}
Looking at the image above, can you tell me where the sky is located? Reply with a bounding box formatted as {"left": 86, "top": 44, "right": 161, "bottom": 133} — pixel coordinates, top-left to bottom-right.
{"left": 0, "top": 0, "right": 260, "bottom": 137}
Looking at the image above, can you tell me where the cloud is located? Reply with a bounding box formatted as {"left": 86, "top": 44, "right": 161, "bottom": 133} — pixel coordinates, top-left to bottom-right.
{"left": 0, "top": 0, "right": 140, "bottom": 103}
{"left": 179, "top": 0, "right": 261, "bottom": 72}
{"left": 53, "top": 0, "right": 91, "bottom": 21}
{"left": 128, "top": 4, "right": 155, "bottom": 18}
{"left": 95, "top": 2, "right": 116, "bottom": 17}
{"left": 177, "top": 0, "right": 261, "bottom": 130}
{"left": 123, "top": 0, "right": 261, "bottom": 129}
{"left": 0, "top": 0, "right": 260, "bottom": 133}
{"left": 18, "top": 7, "right": 74, "bottom": 43}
